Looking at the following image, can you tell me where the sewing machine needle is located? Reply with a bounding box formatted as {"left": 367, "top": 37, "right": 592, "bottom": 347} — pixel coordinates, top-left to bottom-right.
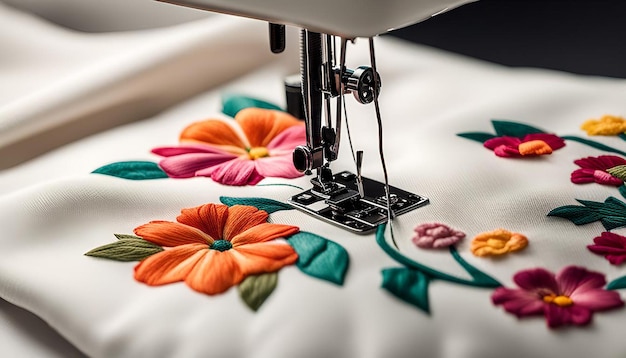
{"left": 356, "top": 150, "right": 364, "bottom": 198}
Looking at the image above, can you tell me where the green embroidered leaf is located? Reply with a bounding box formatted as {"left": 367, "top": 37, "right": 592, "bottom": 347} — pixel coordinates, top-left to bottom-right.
{"left": 238, "top": 272, "right": 278, "bottom": 311}
{"left": 287, "top": 231, "right": 349, "bottom": 285}
{"left": 607, "top": 275, "right": 626, "bottom": 290}
{"left": 114, "top": 234, "right": 143, "bottom": 241}
{"left": 381, "top": 267, "right": 431, "bottom": 314}
{"left": 607, "top": 165, "right": 626, "bottom": 181}
{"left": 561, "top": 136, "right": 626, "bottom": 157}
{"left": 491, "top": 120, "right": 545, "bottom": 137}
{"left": 85, "top": 237, "right": 163, "bottom": 261}
{"left": 548, "top": 197, "right": 626, "bottom": 230}
{"left": 222, "top": 94, "right": 283, "bottom": 118}
{"left": 600, "top": 197, "right": 626, "bottom": 230}
{"left": 219, "top": 196, "right": 294, "bottom": 213}
{"left": 548, "top": 205, "right": 605, "bottom": 225}
{"left": 456, "top": 132, "right": 497, "bottom": 144}
{"left": 619, "top": 133, "right": 626, "bottom": 142}
{"left": 92, "top": 161, "right": 168, "bottom": 180}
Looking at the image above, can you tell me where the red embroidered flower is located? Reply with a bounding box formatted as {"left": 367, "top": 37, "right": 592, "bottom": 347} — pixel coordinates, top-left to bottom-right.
{"left": 152, "top": 108, "right": 305, "bottom": 186}
{"left": 412, "top": 223, "right": 465, "bottom": 249}
{"left": 133, "top": 203, "right": 299, "bottom": 295}
{"left": 483, "top": 133, "right": 565, "bottom": 158}
{"left": 587, "top": 232, "right": 626, "bottom": 265}
{"left": 492, "top": 266, "right": 623, "bottom": 328}
{"left": 571, "top": 155, "right": 626, "bottom": 186}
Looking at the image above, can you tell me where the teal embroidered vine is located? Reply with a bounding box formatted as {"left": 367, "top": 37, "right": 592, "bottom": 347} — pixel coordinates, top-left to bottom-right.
{"left": 376, "top": 224, "right": 501, "bottom": 313}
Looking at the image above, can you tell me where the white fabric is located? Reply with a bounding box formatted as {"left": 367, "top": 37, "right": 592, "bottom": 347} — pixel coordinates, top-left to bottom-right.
{"left": 2, "top": 4, "right": 626, "bottom": 358}
{"left": 0, "top": 2, "right": 281, "bottom": 169}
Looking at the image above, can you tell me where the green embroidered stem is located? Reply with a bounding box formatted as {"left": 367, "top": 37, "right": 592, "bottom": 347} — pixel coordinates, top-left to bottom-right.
{"left": 620, "top": 185, "right": 626, "bottom": 200}
{"left": 561, "top": 136, "right": 626, "bottom": 157}
{"left": 619, "top": 133, "right": 626, "bottom": 142}
{"left": 376, "top": 225, "right": 501, "bottom": 288}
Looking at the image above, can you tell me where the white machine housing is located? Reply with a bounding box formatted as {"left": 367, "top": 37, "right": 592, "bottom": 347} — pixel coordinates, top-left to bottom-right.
{"left": 158, "top": 0, "right": 475, "bottom": 38}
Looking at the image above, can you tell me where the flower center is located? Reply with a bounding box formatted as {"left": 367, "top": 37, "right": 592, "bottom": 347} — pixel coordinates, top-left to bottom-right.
{"left": 518, "top": 140, "right": 552, "bottom": 156}
{"left": 210, "top": 239, "right": 232, "bottom": 252}
{"left": 248, "top": 147, "right": 269, "bottom": 160}
{"left": 543, "top": 294, "right": 574, "bottom": 307}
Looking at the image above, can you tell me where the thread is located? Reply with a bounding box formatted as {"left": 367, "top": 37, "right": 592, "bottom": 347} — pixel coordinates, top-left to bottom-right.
{"left": 368, "top": 37, "right": 397, "bottom": 249}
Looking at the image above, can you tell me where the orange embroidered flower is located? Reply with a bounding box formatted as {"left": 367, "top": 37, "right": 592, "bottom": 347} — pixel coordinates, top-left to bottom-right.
{"left": 133, "top": 203, "right": 299, "bottom": 295}
{"left": 581, "top": 115, "right": 626, "bottom": 136}
{"left": 470, "top": 229, "right": 528, "bottom": 257}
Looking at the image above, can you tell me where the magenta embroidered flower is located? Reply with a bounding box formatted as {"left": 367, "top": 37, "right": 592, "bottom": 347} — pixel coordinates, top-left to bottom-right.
{"left": 588, "top": 232, "right": 626, "bottom": 265}
{"left": 483, "top": 133, "right": 565, "bottom": 158}
{"left": 492, "top": 266, "right": 623, "bottom": 328}
{"left": 412, "top": 223, "right": 465, "bottom": 249}
{"left": 571, "top": 155, "right": 626, "bottom": 186}
{"left": 152, "top": 108, "right": 306, "bottom": 186}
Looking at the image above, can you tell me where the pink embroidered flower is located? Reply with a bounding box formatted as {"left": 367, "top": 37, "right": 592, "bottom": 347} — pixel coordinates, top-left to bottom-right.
{"left": 587, "top": 232, "right": 626, "bottom": 265}
{"left": 483, "top": 133, "right": 565, "bottom": 158}
{"left": 412, "top": 223, "right": 465, "bottom": 249}
{"left": 492, "top": 266, "right": 623, "bottom": 328}
{"left": 152, "top": 108, "right": 306, "bottom": 186}
{"left": 571, "top": 155, "right": 626, "bottom": 186}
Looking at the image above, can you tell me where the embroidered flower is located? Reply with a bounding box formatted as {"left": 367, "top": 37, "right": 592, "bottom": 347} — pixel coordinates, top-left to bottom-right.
{"left": 412, "top": 223, "right": 465, "bottom": 249}
{"left": 483, "top": 133, "right": 565, "bottom": 158}
{"left": 470, "top": 229, "right": 528, "bottom": 257}
{"left": 133, "top": 203, "right": 299, "bottom": 295}
{"left": 571, "top": 155, "right": 626, "bottom": 186}
{"left": 492, "top": 266, "right": 623, "bottom": 328}
{"left": 587, "top": 232, "right": 626, "bottom": 265}
{"left": 581, "top": 115, "right": 626, "bottom": 136}
{"left": 152, "top": 108, "right": 306, "bottom": 186}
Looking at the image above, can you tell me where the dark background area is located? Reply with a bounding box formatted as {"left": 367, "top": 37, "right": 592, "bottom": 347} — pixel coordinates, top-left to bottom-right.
{"left": 389, "top": 0, "right": 626, "bottom": 78}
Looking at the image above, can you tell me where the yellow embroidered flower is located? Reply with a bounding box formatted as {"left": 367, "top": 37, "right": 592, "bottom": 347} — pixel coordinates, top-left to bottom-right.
{"left": 470, "top": 229, "right": 528, "bottom": 257}
{"left": 581, "top": 115, "right": 626, "bottom": 136}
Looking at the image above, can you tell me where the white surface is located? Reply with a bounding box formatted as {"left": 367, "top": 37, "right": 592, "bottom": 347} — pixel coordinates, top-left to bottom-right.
{"left": 2, "top": 4, "right": 626, "bottom": 358}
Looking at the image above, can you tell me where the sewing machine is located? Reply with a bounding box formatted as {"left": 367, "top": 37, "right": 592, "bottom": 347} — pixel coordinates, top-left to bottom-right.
{"left": 157, "top": 0, "right": 475, "bottom": 233}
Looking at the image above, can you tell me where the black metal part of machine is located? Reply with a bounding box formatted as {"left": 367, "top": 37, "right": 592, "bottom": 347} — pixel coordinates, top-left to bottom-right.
{"left": 289, "top": 171, "right": 429, "bottom": 233}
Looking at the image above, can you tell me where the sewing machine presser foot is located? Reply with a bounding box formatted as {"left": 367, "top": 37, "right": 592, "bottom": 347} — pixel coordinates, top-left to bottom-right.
{"left": 288, "top": 171, "right": 429, "bottom": 234}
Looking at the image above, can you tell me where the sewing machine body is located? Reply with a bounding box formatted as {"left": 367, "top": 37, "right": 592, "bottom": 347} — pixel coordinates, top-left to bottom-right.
{"left": 156, "top": 0, "right": 464, "bottom": 232}
{"left": 158, "top": 0, "right": 475, "bottom": 38}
